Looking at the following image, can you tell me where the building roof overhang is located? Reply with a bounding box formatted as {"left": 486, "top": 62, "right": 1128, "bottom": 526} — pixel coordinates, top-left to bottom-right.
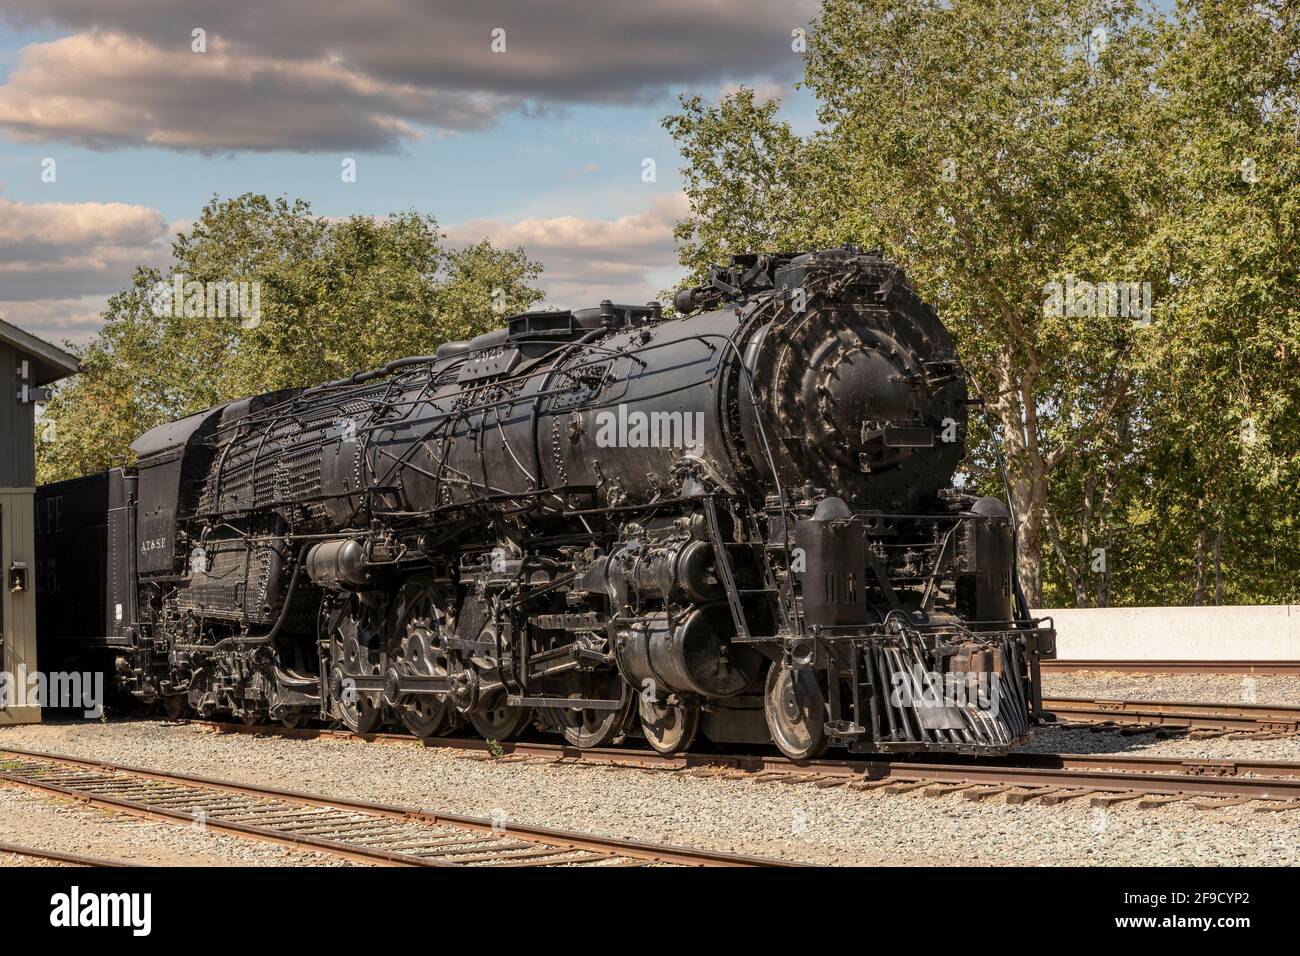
{"left": 0, "top": 318, "right": 81, "bottom": 386}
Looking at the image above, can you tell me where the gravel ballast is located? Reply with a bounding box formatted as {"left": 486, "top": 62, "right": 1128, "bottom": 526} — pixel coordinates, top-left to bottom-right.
{"left": 0, "top": 779, "right": 348, "bottom": 867}
{"left": 1044, "top": 673, "right": 1300, "bottom": 706}
{"left": 1022, "top": 722, "right": 1300, "bottom": 762}
{"left": 1, "top": 713, "right": 1298, "bottom": 867}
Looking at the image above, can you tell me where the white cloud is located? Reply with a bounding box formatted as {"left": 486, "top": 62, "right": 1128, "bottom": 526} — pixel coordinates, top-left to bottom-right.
{"left": 0, "top": 197, "right": 171, "bottom": 342}
{"left": 445, "top": 192, "right": 690, "bottom": 307}
{"left": 719, "top": 81, "right": 787, "bottom": 104}
{"left": 0, "top": 33, "right": 509, "bottom": 152}
{"left": 0, "top": 1, "right": 817, "bottom": 151}
{"left": 0, "top": 296, "right": 108, "bottom": 345}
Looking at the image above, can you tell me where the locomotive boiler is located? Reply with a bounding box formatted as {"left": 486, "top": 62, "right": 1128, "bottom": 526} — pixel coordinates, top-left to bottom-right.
{"left": 44, "top": 248, "right": 1055, "bottom": 758}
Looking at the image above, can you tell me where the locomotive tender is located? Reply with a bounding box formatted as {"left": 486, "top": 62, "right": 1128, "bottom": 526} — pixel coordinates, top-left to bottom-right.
{"left": 37, "top": 248, "right": 1055, "bottom": 758}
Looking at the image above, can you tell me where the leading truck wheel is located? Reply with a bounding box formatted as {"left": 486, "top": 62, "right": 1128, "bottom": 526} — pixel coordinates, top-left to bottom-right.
{"left": 639, "top": 695, "right": 700, "bottom": 754}
{"left": 764, "top": 664, "right": 829, "bottom": 760}
{"left": 548, "top": 697, "right": 632, "bottom": 749}
{"left": 398, "top": 695, "right": 453, "bottom": 739}
{"left": 467, "top": 692, "right": 534, "bottom": 741}
{"left": 545, "top": 672, "right": 633, "bottom": 749}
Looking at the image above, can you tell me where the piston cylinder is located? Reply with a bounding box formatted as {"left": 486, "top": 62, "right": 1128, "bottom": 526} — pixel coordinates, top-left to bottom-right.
{"left": 606, "top": 540, "right": 722, "bottom": 607}
{"left": 615, "top": 603, "right": 759, "bottom": 697}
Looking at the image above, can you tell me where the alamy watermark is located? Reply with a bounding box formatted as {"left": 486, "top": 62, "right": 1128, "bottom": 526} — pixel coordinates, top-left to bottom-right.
{"left": 594, "top": 404, "right": 705, "bottom": 450}
{"left": 0, "top": 666, "right": 104, "bottom": 718}
{"left": 1043, "top": 274, "right": 1153, "bottom": 325}
{"left": 889, "top": 663, "right": 1002, "bottom": 718}
{"left": 50, "top": 886, "right": 151, "bottom": 936}
{"left": 149, "top": 273, "right": 262, "bottom": 328}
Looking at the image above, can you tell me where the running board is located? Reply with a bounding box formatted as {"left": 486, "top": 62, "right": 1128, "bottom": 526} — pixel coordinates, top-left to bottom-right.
{"left": 506, "top": 695, "right": 623, "bottom": 711}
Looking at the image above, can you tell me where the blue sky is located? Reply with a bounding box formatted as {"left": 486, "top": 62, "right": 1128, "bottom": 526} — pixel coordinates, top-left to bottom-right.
{"left": 0, "top": 1, "right": 820, "bottom": 342}
{"left": 2, "top": 103, "right": 690, "bottom": 221}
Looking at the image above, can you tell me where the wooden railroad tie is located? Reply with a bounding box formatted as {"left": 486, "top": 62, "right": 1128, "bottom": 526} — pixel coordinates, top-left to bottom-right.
{"left": 1135, "top": 794, "right": 1192, "bottom": 808}
{"left": 1089, "top": 792, "right": 1145, "bottom": 807}
{"left": 921, "top": 782, "right": 980, "bottom": 798}
{"left": 1252, "top": 800, "right": 1300, "bottom": 813}
{"left": 876, "top": 780, "right": 932, "bottom": 795}
{"left": 962, "top": 784, "right": 1018, "bottom": 801}
{"left": 1037, "top": 788, "right": 1099, "bottom": 806}
{"left": 1189, "top": 797, "right": 1256, "bottom": 810}
{"left": 1004, "top": 787, "right": 1052, "bottom": 805}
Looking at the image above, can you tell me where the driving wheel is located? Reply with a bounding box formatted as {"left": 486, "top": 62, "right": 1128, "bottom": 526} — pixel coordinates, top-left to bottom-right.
{"left": 389, "top": 575, "right": 456, "bottom": 738}
{"left": 328, "top": 597, "right": 385, "bottom": 735}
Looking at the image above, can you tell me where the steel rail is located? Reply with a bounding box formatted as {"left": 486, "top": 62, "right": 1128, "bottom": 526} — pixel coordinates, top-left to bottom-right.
{"left": 0, "top": 841, "right": 135, "bottom": 867}
{"left": 192, "top": 722, "right": 1300, "bottom": 803}
{"left": 1042, "top": 659, "right": 1300, "bottom": 676}
{"left": 0, "top": 747, "right": 787, "bottom": 867}
{"left": 1044, "top": 697, "right": 1300, "bottom": 734}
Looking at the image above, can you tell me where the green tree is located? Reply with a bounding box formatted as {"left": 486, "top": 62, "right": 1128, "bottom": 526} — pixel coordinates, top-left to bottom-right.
{"left": 1001, "top": 0, "right": 1300, "bottom": 607}
{"left": 1132, "top": 0, "right": 1300, "bottom": 604}
{"left": 38, "top": 194, "right": 543, "bottom": 483}
{"left": 665, "top": 0, "right": 1300, "bottom": 607}
{"left": 667, "top": 0, "right": 1165, "bottom": 606}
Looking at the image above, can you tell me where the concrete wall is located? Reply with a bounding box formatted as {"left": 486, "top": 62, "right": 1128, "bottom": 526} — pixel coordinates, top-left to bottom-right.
{"left": 1035, "top": 605, "right": 1300, "bottom": 660}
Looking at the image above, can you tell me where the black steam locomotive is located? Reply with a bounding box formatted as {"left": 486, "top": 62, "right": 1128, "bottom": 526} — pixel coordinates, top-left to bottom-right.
{"left": 36, "top": 248, "right": 1054, "bottom": 758}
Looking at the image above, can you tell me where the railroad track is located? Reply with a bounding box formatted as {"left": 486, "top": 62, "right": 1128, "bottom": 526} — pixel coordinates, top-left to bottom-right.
{"left": 197, "top": 689, "right": 1300, "bottom": 749}
{"left": 0, "top": 841, "right": 134, "bottom": 867}
{"left": 0, "top": 747, "right": 786, "bottom": 867}
{"left": 1044, "top": 697, "right": 1300, "bottom": 736}
{"left": 1042, "top": 659, "right": 1300, "bottom": 676}
{"left": 193, "top": 721, "right": 1300, "bottom": 810}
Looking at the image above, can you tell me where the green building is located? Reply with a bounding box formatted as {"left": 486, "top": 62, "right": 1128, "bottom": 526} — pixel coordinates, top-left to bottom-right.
{"left": 0, "top": 318, "right": 79, "bottom": 724}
